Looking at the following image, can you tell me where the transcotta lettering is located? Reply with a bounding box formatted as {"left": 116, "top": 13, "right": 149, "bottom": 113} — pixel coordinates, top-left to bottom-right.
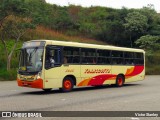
{"left": 84, "top": 69, "right": 111, "bottom": 74}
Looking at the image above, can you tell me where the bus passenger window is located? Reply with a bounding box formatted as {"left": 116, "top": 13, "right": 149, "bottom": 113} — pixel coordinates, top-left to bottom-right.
{"left": 64, "top": 57, "right": 67, "bottom": 64}
{"left": 81, "top": 48, "right": 96, "bottom": 64}
{"left": 45, "top": 49, "right": 55, "bottom": 68}
{"left": 45, "top": 46, "right": 61, "bottom": 69}
{"left": 97, "top": 50, "right": 111, "bottom": 64}
{"left": 111, "top": 51, "right": 123, "bottom": 65}
{"left": 63, "top": 47, "right": 80, "bottom": 64}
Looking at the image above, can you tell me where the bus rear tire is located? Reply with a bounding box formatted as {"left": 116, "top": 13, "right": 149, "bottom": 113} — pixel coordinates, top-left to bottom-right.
{"left": 116, "top": 75, "right": 124, "bottom": 87}
{"left": 62, "top": 77, "right": 74, "bottom": 92}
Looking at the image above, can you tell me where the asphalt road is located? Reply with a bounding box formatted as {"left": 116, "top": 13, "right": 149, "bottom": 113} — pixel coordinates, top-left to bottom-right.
{"left": 0, "top": 75, "right": 160, "bottom": 120}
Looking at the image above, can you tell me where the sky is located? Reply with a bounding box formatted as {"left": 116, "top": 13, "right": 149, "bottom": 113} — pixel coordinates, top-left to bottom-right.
{"left": 45, "top": 0, "right": 160, "bottom": 12}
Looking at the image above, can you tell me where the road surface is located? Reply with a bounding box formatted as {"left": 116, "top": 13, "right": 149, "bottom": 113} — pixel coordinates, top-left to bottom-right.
{"left": 0, "top": 75, "right": 160, "bottom": 120}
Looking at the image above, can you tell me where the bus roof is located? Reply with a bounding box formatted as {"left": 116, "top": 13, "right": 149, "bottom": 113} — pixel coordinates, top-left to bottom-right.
{"left": 28, "top": 40, "right": 145, "bottom": 53}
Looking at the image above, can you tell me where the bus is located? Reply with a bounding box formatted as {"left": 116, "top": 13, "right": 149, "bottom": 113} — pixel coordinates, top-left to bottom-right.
{"left": 17, "top": 40, "right": 145, "bottom": 92}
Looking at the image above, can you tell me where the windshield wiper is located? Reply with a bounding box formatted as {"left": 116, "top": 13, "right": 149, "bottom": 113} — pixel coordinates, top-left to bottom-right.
{"left": 28, "top": 47, "right": 38, "bottom": 63}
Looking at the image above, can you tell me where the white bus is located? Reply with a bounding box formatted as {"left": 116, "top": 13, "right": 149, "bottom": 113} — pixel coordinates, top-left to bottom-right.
{"left": 17, "top": 40, "right": 145, "bottom": 92}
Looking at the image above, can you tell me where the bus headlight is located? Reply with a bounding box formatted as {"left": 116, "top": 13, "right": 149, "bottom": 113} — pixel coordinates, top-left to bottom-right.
{"left": 17, "top": 74, "right": 20, "bottom": 79}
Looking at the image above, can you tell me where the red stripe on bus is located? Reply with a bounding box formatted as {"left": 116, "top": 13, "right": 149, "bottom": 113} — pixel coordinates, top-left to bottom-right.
{"left": 78, "top": 65, "right": 144, "bottom": 86}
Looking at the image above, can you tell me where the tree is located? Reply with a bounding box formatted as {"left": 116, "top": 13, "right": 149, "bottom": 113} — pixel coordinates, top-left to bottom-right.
{"left": 53, "top": 7, "right": 73, "bottom": 30}
{"left": 124, "top": 11, "right": 148, "bottom": 47}
{"left": 0, "top": 0, "right": 35, "bottom": 70}
{"left": 135, "top": 35, "right": 160, "bottom": 52}
{"left": 68, "top": 5, "right": 81, "bottom": 28}
{"left": 139, "top": 6, "right": 160, "bottom": 36}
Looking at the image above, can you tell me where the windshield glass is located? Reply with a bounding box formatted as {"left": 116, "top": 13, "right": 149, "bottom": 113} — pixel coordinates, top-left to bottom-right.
{"left": 19, "top": 47, "right": 44, "bottom": 72}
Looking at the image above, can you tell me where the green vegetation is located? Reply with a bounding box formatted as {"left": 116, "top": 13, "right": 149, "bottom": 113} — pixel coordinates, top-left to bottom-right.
{"left": 0, "top": 0, "right": 160, "bottom": 80}
{"left": 136, "top": 35, "right": 160, "bottom": 75}
{"left": 146, "top": 53, "right": 160, "bottom": 75}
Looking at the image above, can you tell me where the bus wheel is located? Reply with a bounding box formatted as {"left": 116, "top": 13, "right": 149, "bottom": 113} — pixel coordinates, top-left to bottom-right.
{"left": 116, "top": 75, "right": 124, "bottom": 87}
{"left": 62, "top": 77, "right": 74, "bottom": 92}
{"left": 43, "top": 88, "right": 52, "bottom": 92}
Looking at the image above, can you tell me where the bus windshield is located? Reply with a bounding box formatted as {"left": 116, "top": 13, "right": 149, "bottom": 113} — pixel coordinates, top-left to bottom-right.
{"left": 19, "top": 47, "right": 44, "bottom": 73}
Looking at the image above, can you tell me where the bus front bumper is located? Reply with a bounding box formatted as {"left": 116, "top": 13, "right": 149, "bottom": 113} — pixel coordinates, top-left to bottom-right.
{"left": 17, "top": 78, "right": 43, "bottom": 89}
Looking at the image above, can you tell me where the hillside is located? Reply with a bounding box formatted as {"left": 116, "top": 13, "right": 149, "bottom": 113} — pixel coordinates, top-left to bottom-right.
{"left": 25, "top": 26, "right": 107, "bottom": 45}
{"left": 1, "top": 0, "right": 160, "bottom": 47}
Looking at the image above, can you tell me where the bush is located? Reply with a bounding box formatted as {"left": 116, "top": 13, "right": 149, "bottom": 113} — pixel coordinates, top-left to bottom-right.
{"left": 0, "top": 69, "right": 17, "bottom": 81}
{"left": 145, "top": 53, "right": 160, "bottom": 75}
{"left": 146, "top": 65, "right": 160, "bottom": 75}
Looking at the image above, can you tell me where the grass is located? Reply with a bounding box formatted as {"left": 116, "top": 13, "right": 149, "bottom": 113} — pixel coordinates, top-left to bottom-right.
{"left": 25, "top": 26, "right": 106, "bottom": 45}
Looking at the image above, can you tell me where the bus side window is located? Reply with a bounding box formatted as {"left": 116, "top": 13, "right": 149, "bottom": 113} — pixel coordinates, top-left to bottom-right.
{"left": 134, "top": 53, "right": 144, "bottom": 65}
{"left": 64, "top": 57, "right": 68, "bottom": 64}
{"left": 97, "top": 50, "right": 111, "bottom": 64}
{"left": 45, "top": 46, "right": 61, "bottom": 69}
{"left": 63, "top": 47, "right": 80, "bottom": 64}
{"left": 111, "top": 51, "right": 123, "bottom": 65}
{"left": 81, "top": 48, "right": 96, "bottom": 64}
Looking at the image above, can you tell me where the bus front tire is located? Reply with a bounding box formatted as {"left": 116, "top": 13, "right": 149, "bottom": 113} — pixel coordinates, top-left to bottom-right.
{"left": 62, "top": 77, "right": 74, "bottom": 92}
{"left": 116, "top": 75, "right": 124, "bottom": 87}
